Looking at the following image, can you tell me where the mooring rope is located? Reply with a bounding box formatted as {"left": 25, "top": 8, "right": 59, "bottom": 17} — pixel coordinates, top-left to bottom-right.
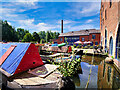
{"left": 85, "top": 49, "right": 94, "bottom": 89}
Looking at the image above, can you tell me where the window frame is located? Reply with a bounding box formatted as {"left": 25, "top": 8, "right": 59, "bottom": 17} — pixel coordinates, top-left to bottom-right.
{"left": 105, "top": 9, "right": 107, "bottom": 20}
{"left": 92, "top": 35, "right": 96, "bottom": 39}
{"left": 82, "top": 38, "right": 85, "bottom": 41}
{"left": 110, "top": 0, "right": 112, "bottom": 8}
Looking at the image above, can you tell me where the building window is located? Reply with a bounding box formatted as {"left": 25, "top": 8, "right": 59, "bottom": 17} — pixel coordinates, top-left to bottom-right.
{"left": 105, "top": 9, "right": 107, "bottom": 20}
{"left": 101, "top": 23, "right": 102, "bottom": 30}
{"left": 101, "top": 12, "right": 103, "bottom": 19}
{"left": 107, "top": 66, "right": 112, "bottom": 82}
{"left": 95, "top": 41, "right": 98, "bottom": 45}
{"left": 105, "top": 29, "right": 107, "bottom": 53}
{"left": 60, "top": 38, "right": 62, "bottom": 41}
{"left": 92, "top": 35, "right": 96, "bottom": 39}
{"left": 102, "top": 5, "right": 104, "bottom": 10}
{"left": 109, "top": 37, "right": 113, "bottom": 55}
{"left": 82, "top": 38, "right": 85, "bottom": 41}
{"left": 110, "top": 0, "right": 112, "bottom": 8}
{"left": 116, "top": 25, "right": 120, "bottom": 61}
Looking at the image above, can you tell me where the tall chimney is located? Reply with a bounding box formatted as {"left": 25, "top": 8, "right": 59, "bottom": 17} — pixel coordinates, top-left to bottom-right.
{"left": 61, "top": 20, "right": 63, "bottom": 33}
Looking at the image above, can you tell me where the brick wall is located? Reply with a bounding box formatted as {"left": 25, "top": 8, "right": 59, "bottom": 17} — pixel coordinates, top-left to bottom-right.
{"left": 79, "top": 35, "right": 89, "bottom": 42}
{"left": 100, "top": 1, "right": 119, "bottom": 57}
{"left": 79, "top": 33, "right": 101, "bottom": 45}
{"left": 89, "top": 33, "right": 101, "bottom": 45}
{"left": 54, "top": 37, "right": 64, "bottom": 44}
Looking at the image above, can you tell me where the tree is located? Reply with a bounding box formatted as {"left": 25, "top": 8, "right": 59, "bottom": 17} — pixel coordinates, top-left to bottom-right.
{"left": 2, "top": 20, "right": 18, "bottom": 42}
{"left": 46, "top": 31, "right": 50, "bottom": 43}
{"left": 22, "top": 33, "right": 33, "bottom": 42}
{"left": 32, "top": 32, "right": 40, "bottom": 43}
{"left": 17, "top": 28, "right": 29, "bottom": 41}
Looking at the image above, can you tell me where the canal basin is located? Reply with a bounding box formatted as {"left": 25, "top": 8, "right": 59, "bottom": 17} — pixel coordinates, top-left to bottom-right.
{"left": 72, "top": 55, "right": 120, "bottom": 89}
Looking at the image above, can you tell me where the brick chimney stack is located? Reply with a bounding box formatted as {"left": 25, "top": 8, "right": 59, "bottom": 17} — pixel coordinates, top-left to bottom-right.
{"left": 61, "top": 20, "right": 63, "bottom": 33}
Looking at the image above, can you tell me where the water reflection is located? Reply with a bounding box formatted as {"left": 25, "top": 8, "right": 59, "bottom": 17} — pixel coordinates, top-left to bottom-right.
{"left": 72, "top": 55, "right": 120, "bottom": 89}
{"left": 98, "top": 60, "right": 120, "bottom": 89}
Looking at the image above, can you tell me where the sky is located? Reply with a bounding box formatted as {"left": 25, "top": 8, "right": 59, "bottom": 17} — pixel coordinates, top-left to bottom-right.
{"left": 0, "top": 0, "right": 101, "bottom": 33}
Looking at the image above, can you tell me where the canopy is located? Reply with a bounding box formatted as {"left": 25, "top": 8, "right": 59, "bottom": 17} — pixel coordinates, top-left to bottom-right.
{"left": 83, "top": 41, "right": 92, "bottom": 44}
{"left": 74, "top": 41, "right": 83, "bottom": 44}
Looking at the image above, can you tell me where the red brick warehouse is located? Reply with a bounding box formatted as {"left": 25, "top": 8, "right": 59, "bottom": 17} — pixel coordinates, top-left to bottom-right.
{"left": 54, "top": 29, "right": 101, "bottom": 46}
{"left": 100, "top": 0, "right": 120, "bottom": 61}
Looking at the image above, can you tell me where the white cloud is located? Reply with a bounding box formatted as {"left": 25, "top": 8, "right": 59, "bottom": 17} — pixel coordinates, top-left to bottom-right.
{"left": 57, "top": 20, "right": 81, "bottom": 25}
{"left": 86, "top": 19, "right": 93, "bottom": 23}
{"left": 17, "top": 19, "right": 59, "bottom": 33}
{"left": 11, "top": 0, "right": 39, "bottom": 6}
{"left": 2, "top": 0, "right": 101, "bottom": 2}
{"left": 17, "top": 19, "right": 96, "bottom": 33}
{"left": 80, "top": 2, "right": 100, "bottom": 15}
{"left": 66, "top": 2, "right": 100, "bottom": 18}
{"left": 63, "top": 24, "right": 95, "bottom": 32}
{"left": 7, "top": 21, "right": 11, "bottom": 25}
{"left": 0, "top": 8, "right": 16, "bottom": 14}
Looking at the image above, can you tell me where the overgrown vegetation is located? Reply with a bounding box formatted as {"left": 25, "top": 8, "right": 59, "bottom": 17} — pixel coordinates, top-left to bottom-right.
{"left": 48, "top": 58, "right": 81, "bottom": 77}
{"left": 47, "top": 46, "right": 81, "bottom": 77}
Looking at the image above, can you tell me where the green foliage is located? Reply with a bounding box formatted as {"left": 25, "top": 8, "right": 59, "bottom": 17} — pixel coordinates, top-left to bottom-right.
{"left": 105, "top": 53, "right": 108, "bottom": 56}
{"left": 47, "top": 58, "right": 81, "bottom": 77}
{"left": 2, "top": 20, "right": 19, "bottom": 42}
{"left": 90, "top": 46, "right": 93, "bottom": 49}
{"left": 83, "top": 46, "right": 88, "bottom": 49}
{"left": 39, "top": 31, "right": 59, "bottom": 43}
{"left": 47, "top": 45, "right": 81, "bottom": 77}
{"left": 58, "top": 58, "right": 81, "bottom": 77}
{"left": 111, "top": 56, "right": 114, "bottom": 59}
{"left": 73, "top": 44, "right": 76, "bottom": 48}
{"left": 22, "top": 33, "right": 33, "bottom": 42}
{"left": 76, "top": 46, "right": 79, "bottom": 48}
{"left": 17, "top": 28, "right": 29, "bottom": 41}
{"left": 32, "top": 32, "right": 40, "bottom": 43}
{"left": 1, "top": 20, "right": 59, "bottom": 42}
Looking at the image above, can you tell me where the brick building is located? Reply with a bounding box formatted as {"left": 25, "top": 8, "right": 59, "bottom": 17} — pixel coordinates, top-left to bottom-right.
{"left": 100, "top": 0, "right": 120, "bottom": 62}
{"left": 97, "top": 60, "right": 120, "bottom": 88}
{"left": 54, "top": 29, "right": 101, "bottom": 46}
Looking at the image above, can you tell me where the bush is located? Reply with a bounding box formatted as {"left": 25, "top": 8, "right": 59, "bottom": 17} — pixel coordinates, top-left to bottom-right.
{"left": 84, "top": 46, "right": 88, "bottom": 49}
{"left": 87, "top": 45, "right": 91, "bottom": 48}
{"left": 73, "top": 44, "right": 76, "bottom": 48}
{"left": 90, "top": 46, "right": 93, "bottom": 49}
{"left": 76, "top": 46, "right": 79, "bottom": 48}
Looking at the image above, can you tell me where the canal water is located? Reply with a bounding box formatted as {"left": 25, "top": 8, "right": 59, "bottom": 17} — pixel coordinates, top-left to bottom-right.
{"left": 72, "top": 55, "right": 120, "bottom": 89}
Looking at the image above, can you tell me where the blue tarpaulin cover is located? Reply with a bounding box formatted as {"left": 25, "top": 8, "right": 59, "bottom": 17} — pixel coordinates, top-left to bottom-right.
{"left": 0, "top": 43, "right": 30, "bottom": 75}
{"left": 51, "top": 43, "right": 58, "bottom": 47}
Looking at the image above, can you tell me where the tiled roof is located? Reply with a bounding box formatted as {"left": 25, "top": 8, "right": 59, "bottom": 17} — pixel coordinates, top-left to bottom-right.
{"left": 59, "top": 29, "right": 100, "bottom": 37}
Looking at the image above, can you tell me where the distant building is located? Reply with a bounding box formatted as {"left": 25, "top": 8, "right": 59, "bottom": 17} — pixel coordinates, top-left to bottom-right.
{"left": 100, "top": 0, "right": 120, "bottom": 61}
{"left": 54, "top": 29, "right": 101, "bottom": 45}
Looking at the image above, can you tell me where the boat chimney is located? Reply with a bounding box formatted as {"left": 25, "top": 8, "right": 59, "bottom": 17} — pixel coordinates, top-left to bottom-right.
{"left": 61, "top": 20, "right": 63, "bottom": 33}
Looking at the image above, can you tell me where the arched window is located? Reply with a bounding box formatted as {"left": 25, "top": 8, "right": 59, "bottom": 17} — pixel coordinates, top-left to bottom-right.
{"left": 116, "top": 24, "right": 120, "bottom": 61}
{"left": 109, "top": 37, "right": 113, "bottom": 55}
{"left": 105, "top": 29, "right": 107, "bottom": 53}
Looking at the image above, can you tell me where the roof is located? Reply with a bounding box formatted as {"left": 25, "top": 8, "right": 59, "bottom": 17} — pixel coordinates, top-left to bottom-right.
{"left": 59, "top": 29, "right": 100, "bottom": 37}
{"left": 0, "top": 43, "right": 30, "bottom": 74}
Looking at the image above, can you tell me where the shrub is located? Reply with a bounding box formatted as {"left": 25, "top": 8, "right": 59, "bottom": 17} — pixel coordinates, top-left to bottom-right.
{"left": 73, "top": 44, "right": 76, "bottom": 48}
{"left": 83, "top": 46, "right": 87, "bottom": 49}
{"left": 111, "top": 56, "right": 114, "bottom": 59}
{"left": 90, "top": 46, "right": 93, "bottom": 49}
{"left": 76, "top": 46, "right": 79, "bottom": 48}
{"left": 87, "top": 45, "right": 91, "bottom": 48}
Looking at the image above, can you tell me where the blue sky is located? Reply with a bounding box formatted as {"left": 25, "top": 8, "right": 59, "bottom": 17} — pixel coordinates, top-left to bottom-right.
{"left": 0, "top": 0, "right": 101, "bottom": 33}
